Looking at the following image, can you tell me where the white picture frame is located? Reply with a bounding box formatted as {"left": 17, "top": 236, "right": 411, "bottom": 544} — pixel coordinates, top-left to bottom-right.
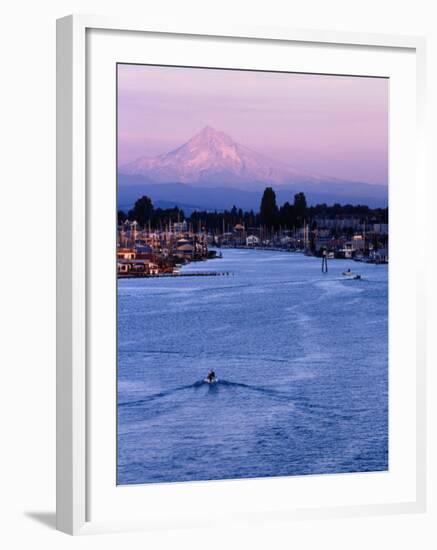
{"left": 56, "top": 14, "right": 427, "bottom": 535}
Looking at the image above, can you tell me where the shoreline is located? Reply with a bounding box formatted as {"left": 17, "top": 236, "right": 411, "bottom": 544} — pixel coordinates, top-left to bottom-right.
{"left": 211, "top": 245, "right": 388, "bottom": 264}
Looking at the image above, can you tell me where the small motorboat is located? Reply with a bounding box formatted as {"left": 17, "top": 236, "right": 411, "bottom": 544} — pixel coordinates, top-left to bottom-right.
{"left": 204, "top": 371, "right": 218, "bottom": 384}
{"left": 342, "top": 269, "right": 361, "bottom": 280}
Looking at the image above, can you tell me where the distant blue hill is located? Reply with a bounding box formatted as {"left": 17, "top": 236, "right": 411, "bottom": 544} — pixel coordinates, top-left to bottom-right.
{"left": 117, "top": 174, "right": 388, "bottom": 214}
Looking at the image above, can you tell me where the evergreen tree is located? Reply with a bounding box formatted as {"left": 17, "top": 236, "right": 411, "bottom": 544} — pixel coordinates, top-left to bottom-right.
{"left": 260, "top": 187, "right": 279, "bottom": 229}
{"left": 293, "top": 192, "right": 307, "bottom": 227}
{"left": 117, "top": 210, "right": 127, "bottom": 225}
{"left": 128, "top": 195, "right": 154, "bottom": 226}
{"left": 279, "top": 201, "right": 295, "bottom": 228}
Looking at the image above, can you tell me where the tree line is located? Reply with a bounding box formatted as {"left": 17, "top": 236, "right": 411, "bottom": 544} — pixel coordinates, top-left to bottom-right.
{"left": 118, "top": 187, "right": 388, "bottom": 232}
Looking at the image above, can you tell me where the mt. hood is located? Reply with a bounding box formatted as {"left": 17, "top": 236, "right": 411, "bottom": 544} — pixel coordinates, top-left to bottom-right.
{"left": 120, "top": 126, "right": 322, "bottom": 187}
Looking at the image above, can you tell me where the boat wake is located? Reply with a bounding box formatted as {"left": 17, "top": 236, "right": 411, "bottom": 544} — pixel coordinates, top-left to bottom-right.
{"left": 218, "top": 379, "right": 290, "bottom": 399}
{"left": 119, "top": 379, "right": 294, "bottom": 409}
{"left": 118, "top": 381, "right": 204, "bottom": 408}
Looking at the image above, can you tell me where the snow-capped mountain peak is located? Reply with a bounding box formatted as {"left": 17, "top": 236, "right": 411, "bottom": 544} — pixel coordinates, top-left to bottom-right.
{"left": 121, "top": 126, "right": 314, "bottom": 187}
{"left": 171, "top": 126, "right": 243, "bottom": 168}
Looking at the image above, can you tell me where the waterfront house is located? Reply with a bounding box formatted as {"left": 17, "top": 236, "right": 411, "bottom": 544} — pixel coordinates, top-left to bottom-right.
{"left": 117, "top": 261, "right": 130, "bottom": 274}
{"left": 147, "top": 261, "right": 159, "bottom": 274}
{"left": 117, "top": 259, "right": 160, "bottom": 276}
{"left": 246, "top": 235, "right": 260, "bottom": 247}
{"left": 175, "top": 243, "right": 194, "bottom": 259}
{"left": 339, "top": 242, "right": 354, "bottom": 258}
{"left": 117, "top": 248, "right": 136, "bottom": 260}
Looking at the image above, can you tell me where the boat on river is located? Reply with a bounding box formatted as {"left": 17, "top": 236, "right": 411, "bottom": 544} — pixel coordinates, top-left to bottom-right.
{"left": 342, "top": 269, "right": 361, "bottom": 280}
{"left": 204, "top": 371, "right": 218, "bottom": 384}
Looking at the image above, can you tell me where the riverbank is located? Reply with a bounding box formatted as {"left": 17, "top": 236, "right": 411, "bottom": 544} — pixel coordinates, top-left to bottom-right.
{"left": 118, "top": 270, "right": 233, "bottom": 278}
{"left": 217, "top": 244, "right": 388, "bottom": 264}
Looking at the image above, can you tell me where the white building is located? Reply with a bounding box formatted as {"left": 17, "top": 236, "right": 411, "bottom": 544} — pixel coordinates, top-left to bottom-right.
{"left": 246, "top": 235, "right": 260, "bottom": 246}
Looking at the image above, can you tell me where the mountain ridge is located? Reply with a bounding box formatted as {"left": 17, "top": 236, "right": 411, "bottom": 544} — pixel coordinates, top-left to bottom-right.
{"left": 119, "top": 126, "right": 387, "bottom": 210}
{"left": 120, "top": 126, "right": 363, "bottom": 188}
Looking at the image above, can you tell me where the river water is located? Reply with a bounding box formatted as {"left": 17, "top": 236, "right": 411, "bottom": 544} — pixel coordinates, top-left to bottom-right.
{"left": 117, "top": 249, "right": 388, "bottom": 484}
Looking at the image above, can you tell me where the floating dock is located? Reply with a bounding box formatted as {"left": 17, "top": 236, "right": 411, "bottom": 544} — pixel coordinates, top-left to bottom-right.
{"left": 118, "top": 271, "right": 233, "bottom": 279}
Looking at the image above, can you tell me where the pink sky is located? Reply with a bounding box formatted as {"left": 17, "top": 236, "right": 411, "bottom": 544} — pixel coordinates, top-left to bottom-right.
{"left": 117, "top": 64, "right": 388, "bottom": 185}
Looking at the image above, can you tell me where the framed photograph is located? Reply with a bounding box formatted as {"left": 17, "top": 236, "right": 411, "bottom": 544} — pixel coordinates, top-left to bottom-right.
{"left": 56, "top": 15, "right": 427, "bottom": 535}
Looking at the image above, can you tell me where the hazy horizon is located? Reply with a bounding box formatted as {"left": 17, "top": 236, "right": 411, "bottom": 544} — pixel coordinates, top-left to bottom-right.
{"left": 118, "top": 64, "right": 388, "bottom": 186}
